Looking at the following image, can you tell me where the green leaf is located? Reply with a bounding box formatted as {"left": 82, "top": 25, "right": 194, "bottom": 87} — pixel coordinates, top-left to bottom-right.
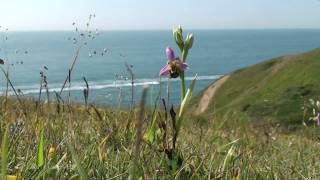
{"left": 144, "top": 113, "right": 157, "bottom": 143}
{"left": 37, "top": 128, "right": 45, "bottom": 168}
{"left": 1, "top": 126, "right": 9, "bottom": 179}
{"left": 222, "top": 145, "right": 236, "bottom": 172}
{"left": 144, "top": 95, "right": 159, "bottom": 143}
{"left": 177, "top": 75, "right": 197, "bottom": 130}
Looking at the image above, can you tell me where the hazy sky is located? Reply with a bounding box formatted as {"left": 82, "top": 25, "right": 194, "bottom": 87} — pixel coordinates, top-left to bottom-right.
{"left": 1, "top": 0, "right": 320, "bottom": 30}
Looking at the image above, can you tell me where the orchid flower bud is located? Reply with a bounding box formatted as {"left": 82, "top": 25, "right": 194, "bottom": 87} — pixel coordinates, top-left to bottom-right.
{"left": 185, "top": 33, "right": 194, "bottom": 49}
{"left": 173, "top": 26, "right": 184, "bottom": 49}
{"left": 176, "top": 25, "right": 183, "bottom": 34}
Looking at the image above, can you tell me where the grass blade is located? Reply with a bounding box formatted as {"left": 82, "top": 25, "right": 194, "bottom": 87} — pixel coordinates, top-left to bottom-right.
{"left": 1, "top": 126, "right": 9, "bottom": 179}
{"left": 37, "top": 128, "right": 45, "bottom": 168}
{"left": 222, "top": 145, "right": 236, "bottom": 173}
{"left": 129, "top": 86, "right": 148, "bottom": 180}
{"left": 144, "top": 110, "right": 157, "bottom": 143}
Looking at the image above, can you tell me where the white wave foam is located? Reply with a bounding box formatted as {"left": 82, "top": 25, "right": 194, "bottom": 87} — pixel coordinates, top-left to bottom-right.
{"left": 1, "top": 75, "right": 222, "bottom": 95}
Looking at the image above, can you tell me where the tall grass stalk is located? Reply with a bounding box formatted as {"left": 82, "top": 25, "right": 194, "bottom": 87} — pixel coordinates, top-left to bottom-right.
{"left": 4, "top": 66, "right": 9, "bottom": 113}
{"left": 129, "top": 86, "right": 148, "bottom": 180}
{"left": 59, "top": 48, "right": 80, "bottom": 95}
{"left": 0, "top": 66, "right": 26, "bottom": 116}
{"left": 83, "top": 76, "right": 89, "bottom": 107}
{"left": 125, "top": 62, "right": 135, "bottom": 108}
{"left": 59, "top": 15, "right": 94, "bottom": 95}
{"left": 37, "top": 72, "right": 43, "bottom": 109}
{"left": 117, "top": 87, "right": 123, "bottom": 109}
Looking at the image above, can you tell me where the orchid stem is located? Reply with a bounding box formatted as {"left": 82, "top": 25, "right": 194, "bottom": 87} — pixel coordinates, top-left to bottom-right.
{"left": 180, "top": 48, "right": 189, "bottom": 102}
{"left": 180, "top": 72, "right": 186, "bottom": 102}
{"left": 182, "top": 49, "right": 189, "bottom": 63}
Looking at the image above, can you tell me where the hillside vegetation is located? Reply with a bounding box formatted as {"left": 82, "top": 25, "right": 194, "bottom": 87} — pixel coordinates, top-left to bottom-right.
{"left": 192, "top": 48, "right": 320, "bottom": 131}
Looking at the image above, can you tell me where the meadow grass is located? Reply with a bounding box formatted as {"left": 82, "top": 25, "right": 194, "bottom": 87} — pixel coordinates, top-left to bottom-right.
{"left": 0, "top": 96, "right": 320, "bottom": 179}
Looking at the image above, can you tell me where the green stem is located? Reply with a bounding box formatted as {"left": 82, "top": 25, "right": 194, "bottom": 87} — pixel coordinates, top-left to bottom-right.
{"left": 180, "top": 72, "right": 186, "bottom": 102}
{"left": 181, "top": 48, "right": 189, "bottom": 63}
{"left": 179, "top": 48, "right": 189, "bottom": 102}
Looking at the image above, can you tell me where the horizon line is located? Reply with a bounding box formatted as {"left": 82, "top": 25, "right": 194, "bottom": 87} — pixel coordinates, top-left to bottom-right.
{"left": 4, "top": 27, "right": 320, "bottom": 32}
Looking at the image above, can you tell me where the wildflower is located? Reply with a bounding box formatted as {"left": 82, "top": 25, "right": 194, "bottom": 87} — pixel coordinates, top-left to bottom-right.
{"left": 159, "top": 47, "right": 189, "bottom": 78}
{"left": 317, "top": 113, "right": 320, "bottom": 126}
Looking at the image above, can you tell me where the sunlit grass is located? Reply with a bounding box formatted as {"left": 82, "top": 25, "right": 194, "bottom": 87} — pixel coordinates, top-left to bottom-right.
{"left": 0, "top": 97, "right": 319, "bottom": 179}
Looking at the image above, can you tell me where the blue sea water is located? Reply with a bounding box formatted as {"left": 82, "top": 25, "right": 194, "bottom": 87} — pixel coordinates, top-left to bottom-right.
{"left": 0, "top": 30, "right": 320, "bottom": 107}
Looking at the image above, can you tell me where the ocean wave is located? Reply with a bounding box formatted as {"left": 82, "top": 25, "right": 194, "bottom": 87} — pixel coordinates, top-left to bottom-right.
{"left": 1, "top": 75, "right": 222, "bottom": 95}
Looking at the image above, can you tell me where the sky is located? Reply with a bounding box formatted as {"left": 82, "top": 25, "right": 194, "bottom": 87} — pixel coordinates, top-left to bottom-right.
{"left": 1, "top": 0, "right": 320, "bottom": 31}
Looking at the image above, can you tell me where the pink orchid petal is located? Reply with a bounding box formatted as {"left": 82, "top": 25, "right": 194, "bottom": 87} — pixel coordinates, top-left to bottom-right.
{"left": 159, "top": 64, "right": 171, "bottom": 76}
{"left": 177, "top": 62, "right": 189, "bottom": 71}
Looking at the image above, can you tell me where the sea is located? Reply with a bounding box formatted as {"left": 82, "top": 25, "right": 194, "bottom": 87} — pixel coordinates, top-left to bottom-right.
{"left": 0, "top": 29, "right": 320, "bottom": 107}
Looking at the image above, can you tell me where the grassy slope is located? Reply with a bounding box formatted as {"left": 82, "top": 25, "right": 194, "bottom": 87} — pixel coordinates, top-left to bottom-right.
{"left": 192, "top": 49, "right": 320, "bottom": 130}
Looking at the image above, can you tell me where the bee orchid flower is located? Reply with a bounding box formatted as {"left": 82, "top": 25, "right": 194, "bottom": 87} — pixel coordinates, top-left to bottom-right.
{"left": 159, "top": 47, "right": 189, "bottom": 78}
